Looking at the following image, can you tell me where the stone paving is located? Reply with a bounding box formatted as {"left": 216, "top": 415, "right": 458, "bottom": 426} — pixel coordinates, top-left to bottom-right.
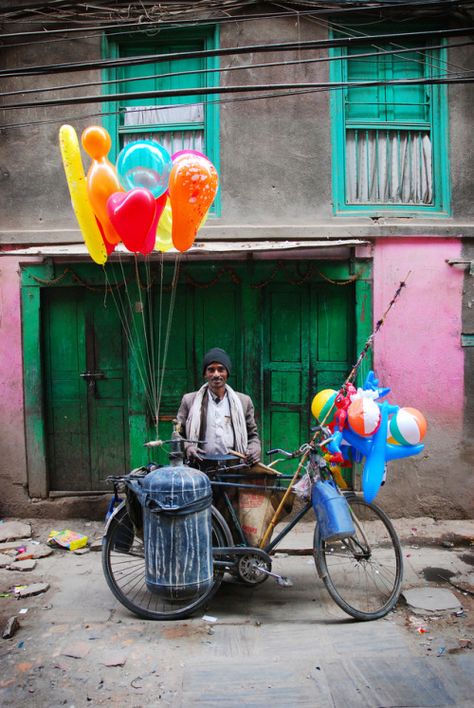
{"left": 0, "top": 516, "right": 472, "bottom": 706}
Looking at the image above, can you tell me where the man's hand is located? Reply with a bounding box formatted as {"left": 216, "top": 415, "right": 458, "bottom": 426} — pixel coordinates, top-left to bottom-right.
{"left": 186, "top": 445, "right": 206, "bottom": 462}
{"left": 245, "top": 449, "right": 260, "bottom": 466}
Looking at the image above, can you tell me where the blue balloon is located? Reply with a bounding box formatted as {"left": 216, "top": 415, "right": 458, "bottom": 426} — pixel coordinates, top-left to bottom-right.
{"left": 116, "top": 140, "right": 172, "bottom": 198}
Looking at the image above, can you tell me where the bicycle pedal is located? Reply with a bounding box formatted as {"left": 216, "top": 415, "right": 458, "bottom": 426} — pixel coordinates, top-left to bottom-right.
{"left": 276, "top": 576, "right": 293, "bottom": 588}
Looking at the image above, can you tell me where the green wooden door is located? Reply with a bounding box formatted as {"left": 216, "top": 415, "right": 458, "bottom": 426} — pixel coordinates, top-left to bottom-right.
{"left": 263, "top": 281, "right": 354, "bottom": 473}
{"left": 43, "top": 288, "right": 129, "bottom": 491}
{"left": 148, "top": 278, "right": 243, "bottom": 460}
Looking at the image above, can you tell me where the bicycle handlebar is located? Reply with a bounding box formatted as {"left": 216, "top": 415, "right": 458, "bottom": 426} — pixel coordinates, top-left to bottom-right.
{"left": 266, "top": 448, "right": 298, "bottom": 458}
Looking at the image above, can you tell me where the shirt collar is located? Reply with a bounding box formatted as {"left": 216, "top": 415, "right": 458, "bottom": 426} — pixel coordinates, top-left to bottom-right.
{"left": 208, "top": 386, "right": 227, "bottom": 405}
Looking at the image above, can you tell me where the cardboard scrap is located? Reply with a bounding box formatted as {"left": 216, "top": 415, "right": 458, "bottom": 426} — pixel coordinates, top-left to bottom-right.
{"left": 48, "top": 529, "right": 88, "bottom": 551}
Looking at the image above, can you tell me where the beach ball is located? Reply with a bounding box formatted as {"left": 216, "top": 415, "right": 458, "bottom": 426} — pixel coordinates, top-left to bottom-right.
{"left": 311, "top": 389, "right": 337, "bottom": 424}
{"left": 389, "top": 407, "right": 427, "bottom": 446}
{"left": 347, "top": 397, "right": 381, "bottom": 437}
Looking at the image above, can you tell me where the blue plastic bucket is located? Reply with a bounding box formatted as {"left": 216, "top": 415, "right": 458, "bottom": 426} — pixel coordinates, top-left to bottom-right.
{"left": 312, "top": 479, "right": 355, "bottom": 542}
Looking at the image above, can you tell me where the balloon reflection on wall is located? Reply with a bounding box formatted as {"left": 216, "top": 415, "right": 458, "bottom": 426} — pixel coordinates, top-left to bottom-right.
{"left": 59, "top": 125, "right": 219, "bottom": 261}
{"left": 311, "top": 371, "right": 427, "bottom": 503}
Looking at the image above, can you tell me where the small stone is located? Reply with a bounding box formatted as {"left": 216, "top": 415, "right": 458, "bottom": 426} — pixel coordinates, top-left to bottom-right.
{"left": 73, "top": 548, "right": 90, "bottom": 555}
{"left": 2, "top": 616, "right": 20, "bottom": 639}
{"left": 0, "top": 553, "right": 12, "bottom": 568}
{"left": 0, "top": 521, "right": 31, "bottom": 543}
{"left": 16, "top": 583, "right": 49, "bottom": 598}
{"left": 101, "top": 651, "right": 127, "bottom": 667}
{"left": 26, "top": 543, "right": 53, "bottom": 559}
{"left": 62, "top": 641, "right": 90, "bottom": 659}
{"left": 7, "top": 559, "right": 37, "bottom": 571}
{"left": 402, "top": 587, "right": 462, "bottom": 615}
{"left": 0, "top": 540, "right": 32, "bottom": 553}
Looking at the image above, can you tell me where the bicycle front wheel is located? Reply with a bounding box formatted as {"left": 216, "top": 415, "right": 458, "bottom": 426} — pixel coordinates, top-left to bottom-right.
{"left": 314, "top": 494, "right": 403, "bottom": 621}
{"left": 102, "top": 502, "right": 231, "bottom": 620}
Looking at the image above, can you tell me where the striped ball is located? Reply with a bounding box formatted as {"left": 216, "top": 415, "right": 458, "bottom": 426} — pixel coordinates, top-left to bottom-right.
{"left": 389, "top": 407, "right": 427, "bottom": 446}
{"left": 347, "top": 398, "right": 381, "bottom": 437}
{"left": 311, "top": 389, "right": 337, "bottom": 424}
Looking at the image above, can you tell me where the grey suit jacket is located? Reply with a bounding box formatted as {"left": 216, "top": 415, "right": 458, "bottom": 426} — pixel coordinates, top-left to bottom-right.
{"left": 176, "top": 386, "right": 261, "bottom": 460}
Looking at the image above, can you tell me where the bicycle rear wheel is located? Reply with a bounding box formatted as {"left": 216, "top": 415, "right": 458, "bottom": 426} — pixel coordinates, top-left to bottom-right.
{"left": 102, "top": 502, "right": 231, "bottom": 620}
{"left": 314, "top": 494, "right": 403, "bottom": 621}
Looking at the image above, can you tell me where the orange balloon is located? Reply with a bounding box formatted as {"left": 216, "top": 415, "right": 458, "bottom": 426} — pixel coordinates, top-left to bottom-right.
{"left": 81, "top": 126, "right": 123, "bottom": 245}
{"left": 169, "top": 156, "right": 218, "bottom": 252}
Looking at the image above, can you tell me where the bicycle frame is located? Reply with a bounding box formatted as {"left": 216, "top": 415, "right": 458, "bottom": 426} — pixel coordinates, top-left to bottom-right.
{"left": 209, "top": 468, "right": 314, "bottom": 556}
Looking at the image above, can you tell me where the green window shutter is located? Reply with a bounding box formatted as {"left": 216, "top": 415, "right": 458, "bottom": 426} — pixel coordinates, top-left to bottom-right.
{"left": 331, "top": 26, "right": 450, "bottom": 216}
{"left": 102, "top": 27, "right": 220, "bottom": 214}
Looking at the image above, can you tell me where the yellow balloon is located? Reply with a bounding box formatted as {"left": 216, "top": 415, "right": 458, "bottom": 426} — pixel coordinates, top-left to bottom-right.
{"left": 155, "top": 199, "right": 173, "bottom": 252}
{"left": 59, "top": 125, "right": 107, "bottom": 265}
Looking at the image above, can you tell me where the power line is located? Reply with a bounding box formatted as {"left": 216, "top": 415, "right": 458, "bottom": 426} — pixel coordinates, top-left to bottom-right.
{"left": 1, "top": 0, "right": 471, "bottom": 42}
{"left": 2, "top": 38, "right": 471, "bottom": 100}
{"left": 2, "top": 71, "right": 473, "bottom": 112}
{"left": 2, "top": 24, "right": 473, "bottom": 78}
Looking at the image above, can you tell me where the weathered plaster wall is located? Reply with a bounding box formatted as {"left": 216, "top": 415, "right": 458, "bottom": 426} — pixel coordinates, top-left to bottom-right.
{"left": 373, "top": 239, "right": 473, "bottom": 518}
{"left": 0, "top": 257, "right": 29, "bottom": 514}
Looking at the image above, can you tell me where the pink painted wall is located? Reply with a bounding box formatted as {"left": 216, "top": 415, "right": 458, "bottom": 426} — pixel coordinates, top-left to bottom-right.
{"left": 374, "top": 239, "right": 464, "bottom": 424}
{"left": 0, "top": 256, "right": 28, "bottom": 510}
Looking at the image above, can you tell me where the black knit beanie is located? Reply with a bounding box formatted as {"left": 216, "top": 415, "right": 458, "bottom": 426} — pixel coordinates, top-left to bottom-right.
{"left": 202, "top": 347, "right": 232, "bottom": 376}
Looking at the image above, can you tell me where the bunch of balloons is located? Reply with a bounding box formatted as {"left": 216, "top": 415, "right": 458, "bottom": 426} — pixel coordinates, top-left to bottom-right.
{"left": 311, "top": 371, "right": 427, "bottom": 503}
{"left": 59, "top": 124, "right": 219, "bottom": 264}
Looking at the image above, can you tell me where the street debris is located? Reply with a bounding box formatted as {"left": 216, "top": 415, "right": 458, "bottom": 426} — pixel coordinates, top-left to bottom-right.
{"left": 202, "top": 615, "right": 217, "bottom": 623}
{"left": 2, "top": 616, "right": 20, "bottom": 640}
{"left": 0, "top": 522, "right": 31, "bottom": 543}
{"left": 7, "top": 559, "right": 37, "bottom": 572}
{"left": 14, "top": 583, "right": 50, "bottom": 599}
{"left": 402, "top": 587, "right": 463, "bottom": 615}
{"left": 100, "top": 651, "right": 128, "bottom": 667}
{"left": 62, "top": 641, "right": 91, "bottom": 659}
{"left": 48, "top": 529, "right": 89, "bottom": 551}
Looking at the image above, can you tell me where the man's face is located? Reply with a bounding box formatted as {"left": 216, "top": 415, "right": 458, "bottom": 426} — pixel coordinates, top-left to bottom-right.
{"left": 205, "top": 361, "right": 228, "bottom": 397}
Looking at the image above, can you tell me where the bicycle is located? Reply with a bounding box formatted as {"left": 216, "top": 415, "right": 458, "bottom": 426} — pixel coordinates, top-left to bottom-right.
{"left": 102, "top": 426, "right": 403, "bottom": 622}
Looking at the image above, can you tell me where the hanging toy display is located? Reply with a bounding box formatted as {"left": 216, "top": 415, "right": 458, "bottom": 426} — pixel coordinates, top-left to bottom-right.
{"left": 311, "top": 389, "right": 338, "bottom": 425}
{"left": 311, "top": 370, "right": 427, "bottom": 504}
{"left": 388, "top": 407, "right": 427, "bottom": 446}
{"left": 59, "top": 125, "right": 219, "bottom": 261}
{"left": 347, "top": 396, "right": 381, "bottom": 437}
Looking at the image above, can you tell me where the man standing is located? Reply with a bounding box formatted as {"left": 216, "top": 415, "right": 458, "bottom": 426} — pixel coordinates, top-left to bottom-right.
{"left": 177, "top": 347, "right": 261, "bottom": 466}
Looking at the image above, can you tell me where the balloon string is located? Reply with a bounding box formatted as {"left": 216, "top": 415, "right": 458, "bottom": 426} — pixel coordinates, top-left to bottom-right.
{"left": 318, "top": 271, "right": 411, "bottom": 429}
{"left": 344, "top": 270, "right": 411, "bottom": 387}
{"left": 156, "top": 254, "right": 181, "bottom": 426}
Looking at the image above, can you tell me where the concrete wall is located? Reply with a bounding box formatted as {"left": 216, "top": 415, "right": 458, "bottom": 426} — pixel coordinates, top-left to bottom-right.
{"left": 0, "top": 258, "right": 28, "bottom": 516}
{"left": 0, "top": 11, "right": 472, "bottom": 518}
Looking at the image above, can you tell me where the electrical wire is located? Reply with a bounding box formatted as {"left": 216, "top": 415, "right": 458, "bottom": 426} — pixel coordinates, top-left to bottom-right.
{"left": 2, "top": 38, "right": 472, "bottom": 100}
{"left": 1, "top": 24, "right": 473, "bottom": 78}
{"left": 2, "top": 69, "right": 473, "bottom": 112}
{"left": 1, "top": 0, "right": 471, "bottom": 43}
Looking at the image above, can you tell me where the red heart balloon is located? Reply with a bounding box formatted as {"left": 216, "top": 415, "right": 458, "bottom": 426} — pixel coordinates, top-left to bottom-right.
{"left": 107, "top": 188, "right": 156, "bottom": 253}
{"left": 141, "top": 191, "right": 168, "bottom": 255}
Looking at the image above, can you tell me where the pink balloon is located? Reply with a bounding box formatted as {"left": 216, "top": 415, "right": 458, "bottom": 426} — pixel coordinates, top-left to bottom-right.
{"left": 107, "top": 188, "right": 156, "bottom": 253}
{"left": 141, "top": 191, "right": 168, "bottom": 255}
{"left": 172, "top": 149, "right": 209, "bottom": 164}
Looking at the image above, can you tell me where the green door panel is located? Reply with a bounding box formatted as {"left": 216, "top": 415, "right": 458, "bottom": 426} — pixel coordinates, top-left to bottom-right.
{"left": 43, "top": 289, "right": 89, "bottom": 490}
{"left": 37, "top": 261, "right": 358, "bottom": 490}
{"left": 43, "top": 288, "right": 129, "bottom": 491}
{"left": 87, "top": 296, "right": 129, "bottom": 486}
